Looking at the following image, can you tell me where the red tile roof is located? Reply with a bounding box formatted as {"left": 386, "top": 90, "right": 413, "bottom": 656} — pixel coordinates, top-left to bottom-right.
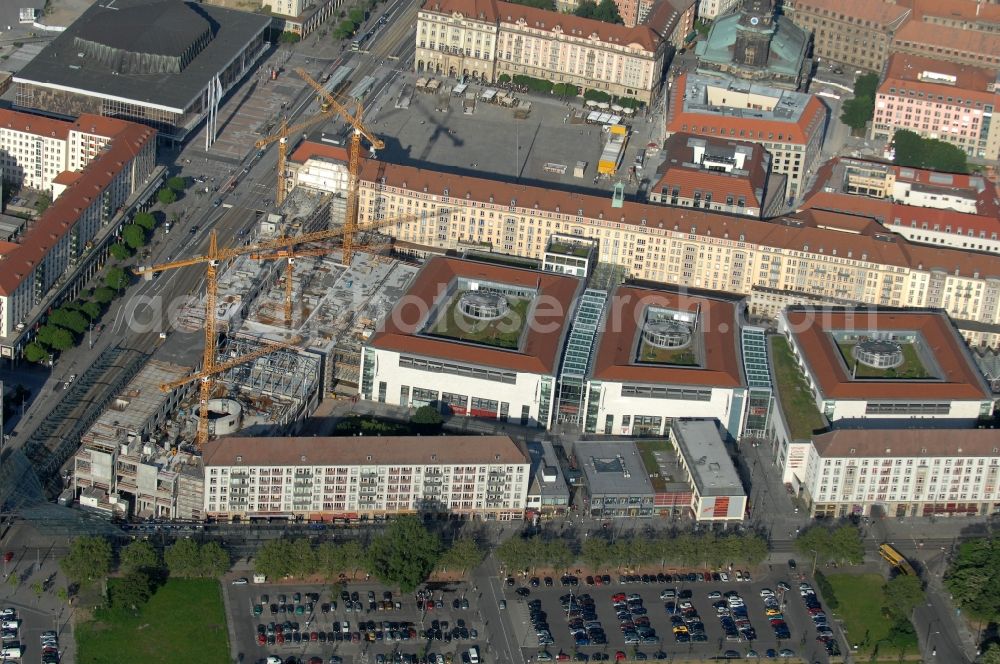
{"left": 288, "top": 142, "right": 349, "bottom": 164}
{"left": 354, "top": 153, "right": 1000, "bottom": 280}
{"left": 52, "top": 171, "right": 82, "bottom": 186}
{"left": 0, "top": 114, "right": 156, "bottom": 296}
{"left": 368, "top": 256, "right": 582, "bottom": 375}
{"left": 421, "top": 0, "right": 500, "bottom": 21}
{"left": 590, "top": 285, "right": 744, "bottom": 387}
{"left": 496, "top": 0, "right": 660, "bottom": 50}
{"left": 892, "top": 21, "right": 1000, "bottom": 61}
{"left": 784, "top": 308, "right": 991, "bottom": 400}
{"left": 0, "top": 109, "right": 71, "bottom": 139}
{"left": 666, "top": 74, "right": 828, "bottom": 145}
{"left": 203, "top": 435, "right": 529, "bottom": 467}
{"left": 896, "top": 0, "right": 1000, "bottom": 23}
{"left": 652, "top": 133, "right": 768, "bottom": 209}
{"left": 880, "top": 53, "right": 998, "bottom": 103}
{"left": 812, "top": 428, "right": 1000, "bottom": 457}
{"left": 788, "top": 0, "right": 911, "bottom": 26}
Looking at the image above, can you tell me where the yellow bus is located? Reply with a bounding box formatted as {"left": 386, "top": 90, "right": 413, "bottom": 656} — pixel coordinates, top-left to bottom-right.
{"left": 879, "top": 543, "right": 916, "bottom": 576}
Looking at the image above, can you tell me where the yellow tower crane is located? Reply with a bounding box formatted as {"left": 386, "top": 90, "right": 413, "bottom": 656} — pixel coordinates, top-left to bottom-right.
{"left": 295, "top": 67, "right": 384, "bottom": 266}
{"left": 254, "top": 111, "right": 336, "bottom": 206}
{"left": 134, "top": 215, "right": 408, "bottom": 448}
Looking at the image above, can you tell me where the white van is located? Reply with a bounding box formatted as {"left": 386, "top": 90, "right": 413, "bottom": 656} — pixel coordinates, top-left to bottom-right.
{"left": 1, "top": 645, "right": 22, "bottom": 658}
{"left": 0, "top": 620, "right": 18, "bottom": 630}
{"left": 468, "top": 646, "right": 480, "bottom": 664}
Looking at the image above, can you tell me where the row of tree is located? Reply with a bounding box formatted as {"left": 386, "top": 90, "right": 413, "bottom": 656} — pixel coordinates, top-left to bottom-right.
{"left": 892, "top": 129, "right": 969, "bottom": 174}
{"left": 792, "top": 523, "right": 865, "bottom": 566}
{"left": 498, "top": 531, "right": 770, "bottom": 574}
{"left": 333, "top": 5, "right": 376, "bottom": 40}
{"left": 254, "top": 517, "right": 484, "bottom": 592}
{"left": 945, "top": 535, "right": 1000, "bottom": 623}
{"left": 840, "top": 73, "right": 879, "bottom": 134}
{"left": 59, "top": 536, "right": 230, "bottom": 615}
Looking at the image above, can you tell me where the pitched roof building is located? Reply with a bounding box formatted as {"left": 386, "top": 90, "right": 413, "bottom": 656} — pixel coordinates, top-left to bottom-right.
{"left": 665, "top": 73, "right": 827, "bottom": 198}
{"left": 889, "top": 18, "right": 1000, "bottom": 70}
{"left": 871, "top": 54, "right": 1000, "bottom": 160}
{"left": 649, "top": 132, "right": 785, "bottom": 218}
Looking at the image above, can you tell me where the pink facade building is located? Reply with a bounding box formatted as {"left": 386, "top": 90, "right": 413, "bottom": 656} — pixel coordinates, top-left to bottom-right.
{"left": 871, "top": 53, "right": 1000, "bottom": 161}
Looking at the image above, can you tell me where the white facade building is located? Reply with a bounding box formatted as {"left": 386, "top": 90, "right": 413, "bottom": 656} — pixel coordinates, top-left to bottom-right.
{"left": 202, "top": 435, "right": 531, "bottom": 521}
{"left": 778, "top": 308, "right": 993, "bottom": 427}
{"left": 361, "top": 257, "right": 581, "bottom": 429}
{"left": 783, "top": 429, "right": 1000, "bottom": 519}
{"left": 670, "top": 419, "right": 748, "bottom": 522}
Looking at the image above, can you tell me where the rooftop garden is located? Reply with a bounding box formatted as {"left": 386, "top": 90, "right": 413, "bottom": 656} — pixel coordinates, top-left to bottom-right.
{"left": 425, "top": 293, "right": 531, "bottom": 350}
{"left": 770, "top": 336, "right": 826, "bottom": 441}
{"left": 636, "top": 439, "right": 674, "bottom": 493}
{"left": 637, "top": 339, "right": 698, "bottom": 366}
{"left": 548, "top": 241, "right": 592, "bottom": 258}
{"left": 836, "top": 341, "right": 931, "bottom": 379}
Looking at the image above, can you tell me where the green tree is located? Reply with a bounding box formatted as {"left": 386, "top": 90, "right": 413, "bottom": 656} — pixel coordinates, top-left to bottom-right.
{"left": 36, "top": 325, "right": 74, "bottom": 351}
{"left": 279, "top": 30, "right": 302, "bottom": 43}
{"left": 164, "top": 539, "right": 203, "bottom": 578}
{"left": 945, "top": 536, "right": 1000, "bottom": 622}
{"left": 340, "top": 540, "right": 365, "bottom": 576}
{"left": 595, "top": 0, "right": 623, "bottom": 23}
{"left": 122, "top": 224, "right": 146, "bottom": 250}
{"left": 199, "top": 542, "right": 230, "bottom": 577}
{"left": 411, "top": 405, "right": 443, "bottom": 432}
{"left": 23, "top": 341, "right": 50, "bottom": 364}
{"left": 829, "top": 524, "right": 864, "bottom": 565}
{"left": 133, "top": 211, "right": 156, "bottom": 231}
{"left": 366, "top": 516, "right": 441, "bottom": 592}
{"left": 840, "top": 95, "right": 875, "bottom": 132}
{"left": 110, "top": 571, "right": 153, "bottom": 614}
{"left": 583, "top": 89, "right": 612, "bottom": 103}
{"left": 981, "top": 643, "right": 1000, "bottom": 664}
{"left": 157, "top": 187, "right": 177, "bottom": 205}
{"left": 255, "top": 538, "right": 296, "bottom": 580}
{"left": 93, "top": 287, "right": 116, "bottom": 304}
{"left": 166, "top": 176, "right": 187, "bottom": 192}
{"left": 794, "top": 525, "right": 833, "bottom": 565}
{"left": 853, "top": 73, "right": 879, "bottom": 100}
{"left": 119, "top": 539, "right": 161, "bottom": 575}
{"left": 497, "top": 537, "right": 534, "bottom": 574}
{"left": 892, "top": 129, "right": 968, "bottom": 173}
{"left": 574, "top": 0, "right": 598, "bottom": 18}
{"left": 437, "top": 538, "right": 484, "bottom": 574}
{"left": 34, "top": 195, "right": 52, "bottom": 215}
{"left": 317, "top": 542, "right": 347, "bottom": 580}
{"left": 50, "top": 308, "right": 88, "bottom": 335}
{"left": 60, "top": 536, "right": 112, "bottom": 589}
{"left": 333, "top": 19, "right": 357, "bottom": 39}
{"left": 31, "top": 580, "right": 43, "bottom": 600}
{"left": 80, "top": 300, "right": 102, "bottom": 321}
{"left": 288, "top": 538, "right": 318, "bottom": 578}
{"left": 348, "top": 8, "right": 366, "bottom": 24}
{"left": 544, "top": 539, "right": 574, "bottom": 573}
{"left": 106, "top": 266, "right": 129, "bottom": 291}
{"left": 582, "top": 537, "right": 608, "bottom": 572}
{"left": 883, "top": 574, "right": 924, "bottom": 620}
{"left": 109, "top": 243, "right": 132, "bottom": 260}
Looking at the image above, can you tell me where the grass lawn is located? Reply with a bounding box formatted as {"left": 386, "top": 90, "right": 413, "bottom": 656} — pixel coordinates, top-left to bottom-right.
{"left": 637, "top": 340, "right": 698, "bottom": 366}
{"left": 77, "top": 578, "right": 230, "bottom": 664}
{"left": 636, "top": 439, "right": 672, "bottom": 491}
{"left": 837, "top": 341, "right": 930, "bottom": 379}
{"left": 770, "top": 336, "right": 826, "bottom": 440}
{"left": 427, "top": 294, "right": 530, "bottom": 349}
{"left": 825, "top": 573, "right": 917, "bottom": 658}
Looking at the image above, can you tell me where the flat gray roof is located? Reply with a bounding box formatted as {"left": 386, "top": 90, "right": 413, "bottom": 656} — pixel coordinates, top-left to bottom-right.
{"left": 682, "top": 73, "right": 811, "bottom": 123}
{"left": 14, "top": 0, "right": 270, "bottom": 112}
{"left": 576, "top": 441, "right": 654, "bottom": 497}
{"left": 671, "top": 419, "right": 745, "bottom": 497}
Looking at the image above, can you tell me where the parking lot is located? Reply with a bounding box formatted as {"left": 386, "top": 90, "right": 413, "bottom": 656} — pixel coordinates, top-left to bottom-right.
{"left": 497, "top": 568, "right": 837, "bottom": 662}
{"left": 227, "top": 580, "right": 487, "bottom": 664}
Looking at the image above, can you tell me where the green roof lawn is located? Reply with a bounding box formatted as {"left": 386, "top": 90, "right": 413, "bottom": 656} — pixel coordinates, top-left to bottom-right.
{"left": 771, "top": 335, "right": 826, "bottom": 440}
{"left": 426, "top": 294, "right": 530, "bottom": 350}
{"left": 836, "top": 341, "right": 931, "bottom": 379}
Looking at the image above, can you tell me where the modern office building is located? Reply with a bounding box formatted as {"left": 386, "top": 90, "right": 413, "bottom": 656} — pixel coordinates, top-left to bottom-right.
{"left": 575, "top": 440, "right": 656, "bottom": 518}
{"left": 664, "top": 74, "right": 828, "bottom": 199}
{"left": 800, "top": 158, "right": 1000, "bottom": 255}
{"left": 202, "top": 435, "right": 531, "bottom": 521}
{"left": 354, "top": 154, "right": 1000, "bottom": 344}
{"left": 777, "top": 307, "right": 994, "bottom": 426}
{"left": 870, "top": 54, "right": 1000, "bottom": 161}
{"left": 415, "top": 0, "right": 676, "bottom": 104}
{"left": 649, "top": 132, "right": 785, "bottom": 219}
{"left": 0, "top": 114, "right": 157, "bottom": 345}
{"left": 669, "top": 419, "right": 747, "bottom": 522}
{"left": 783, "top": 0, "right": 910, "bottom": 73}
{"left": 581, "top": 285, "right": 757, "bottom": 439}
{"left": 360, "top": 257, "right": 582, "bottom": 428}
{"left": 695, "top": 0, "right": 812, "bottom": 91}
{"left": 13, "top": 0, "right": 270, "bottom": 141}
{"left": 782, "top": 428, "right": 1000, "bottom": 518}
